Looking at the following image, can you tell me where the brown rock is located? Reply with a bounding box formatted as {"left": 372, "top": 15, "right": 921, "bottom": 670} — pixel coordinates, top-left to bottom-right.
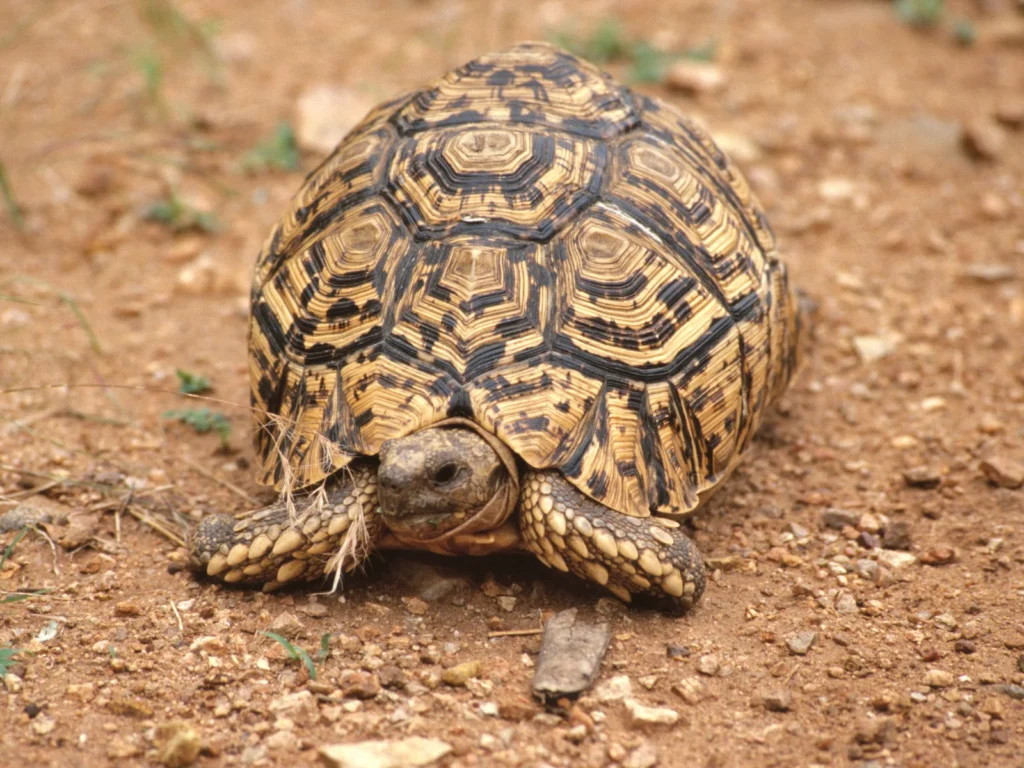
{"left": 402, "top": 597, "right": 429, "bottom": 616}
{"left": 980, "top": 458, "right": 1024, "bottom": 489}
{"left": 902, "top": 466, "right": 941, "bottom": 489}
{"left": 961, "top": 118, "right": 1006, "bottom": 161}
{"left": 155, "top": 721, "right": 203, "bottom": 768}
{"left": 994, "top": 98, "right": 1024, "bottom": 128}
{"left": 497, "top": 697, "right": 540, "bottom": 722}
{"left": 919, "top": 546, "right": 957, "bottom": 566}
{"left": 441, "top": 660, "right": 481, "bottom": 686}
{"left": 108, "top": 697, "right": 154, "bottom": 718}
{"left": 763, "top": 690, "right": 793, "bottom": 712}
{"left": 854, "top": 716, "right": 894, "bottom": 745}
{"left": 339, "top": 669, "right": 381, "bottom": 699}
{"left": 115, "top": 601, "right": 142, "bottom": 616}
{"left": 665, "top": 61, "right": 727, "bottom": 95}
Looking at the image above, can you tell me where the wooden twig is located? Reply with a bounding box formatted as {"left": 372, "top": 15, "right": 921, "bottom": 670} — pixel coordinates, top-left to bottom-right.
{"left": 487, "top": 628, "right": 544, "bottom": 639}
{"left": 169, "top": 599, "right": 183, "bottom": 632}
{"left": 114, "top": 487, "right": 133, "bottom": 544}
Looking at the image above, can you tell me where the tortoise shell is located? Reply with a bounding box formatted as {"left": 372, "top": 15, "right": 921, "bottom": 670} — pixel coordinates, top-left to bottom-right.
{"left": 248, "top": 42, "right": 803, "bottom": 521}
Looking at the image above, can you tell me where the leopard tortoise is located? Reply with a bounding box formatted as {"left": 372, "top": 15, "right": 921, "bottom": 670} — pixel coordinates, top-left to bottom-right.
{"left": 187, "top": 41, "right": 806, "bottom": 613}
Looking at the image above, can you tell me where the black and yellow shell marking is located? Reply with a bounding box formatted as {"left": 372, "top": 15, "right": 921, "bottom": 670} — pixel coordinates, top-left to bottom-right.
{"left": 249, "top": 41, "right": 803, "bottom": 523}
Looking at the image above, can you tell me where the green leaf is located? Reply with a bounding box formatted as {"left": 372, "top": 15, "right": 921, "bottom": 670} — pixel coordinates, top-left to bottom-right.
{"left": 952, "top": 19, "right": 975, "bottom": 46}
{"left": 0, "top": 157, "right": 25, "bottom": 231}
{"left": 262, "top": 631, "right": 317, "bottom": 680}
{"left": 586, "top": 18, "right": 629, "bottom": 63}
{"left": 163, "top": 408, "right": 231, "bottom": 447}
{"left": 0, "top": 647, "right": 25, "bottom": 675}
{"left": 175, "top": 369, "right": 211, "bottom": 395}
{"left": 240, "top": 122, "right": 301, "bottom": 173}
{"left": 0, "top": 588, "right": 51, "bottom": 605}
{"left": 895, "top": 0, "right": 945, "bottom": 28}
{"left": 628, "top": 41, "right": 677, "bottom": 84}
{"left": 0, "top": 527, "right": 28, "bottom": 572}
{"left": 143, "top": 191, "right": 221, "bottom": 234}
{"left": 316, "top": 633, "right": 331, "bottom": 663}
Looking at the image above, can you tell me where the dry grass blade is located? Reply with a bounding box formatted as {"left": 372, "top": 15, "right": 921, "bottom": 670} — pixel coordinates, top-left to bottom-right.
{"left": 180, "top": 452, "right": 259, "bottom": 505}
{"left": 0, "top": 157, "right": 24, "bottom": 230}
{"left": 125, "top": 504, "right": 184, "bottom": 546}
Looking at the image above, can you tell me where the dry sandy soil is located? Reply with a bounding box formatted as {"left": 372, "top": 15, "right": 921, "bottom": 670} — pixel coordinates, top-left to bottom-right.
{"left": 1, "top": 0, "right": 1023, "bottom": 766}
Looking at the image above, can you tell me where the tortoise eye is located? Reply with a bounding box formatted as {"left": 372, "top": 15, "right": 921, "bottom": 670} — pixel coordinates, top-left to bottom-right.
{"left": 433, "top": 462, "right": 459, "bottom": 485}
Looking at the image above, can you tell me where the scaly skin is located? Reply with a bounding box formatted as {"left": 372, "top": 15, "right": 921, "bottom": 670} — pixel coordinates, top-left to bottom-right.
{"left": 519, "top": 470, "right": 705, "bottom": 613}
{"left": 187, "top": 465, "right": 380, "bottom": 591}
{"left": 188, "top": 462, "right": 706, "bottom": 611}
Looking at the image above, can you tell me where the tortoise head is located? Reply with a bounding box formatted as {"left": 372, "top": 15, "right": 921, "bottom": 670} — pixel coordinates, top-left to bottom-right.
{"left": 377, "top": 425, "right": 518, "bottom": 548}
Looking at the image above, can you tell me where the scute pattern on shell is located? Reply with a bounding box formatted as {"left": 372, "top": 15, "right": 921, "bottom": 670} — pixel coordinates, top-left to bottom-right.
{"left": 249, "top": 41, "right": 803, "bottom": 520}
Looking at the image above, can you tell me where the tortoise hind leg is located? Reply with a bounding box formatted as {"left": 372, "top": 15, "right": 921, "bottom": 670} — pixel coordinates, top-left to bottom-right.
{"left": 187, "top": 465, "right": 381, "bottom": 591}
{"left": 519, "top": 470, "right": 706, "bottom": 614}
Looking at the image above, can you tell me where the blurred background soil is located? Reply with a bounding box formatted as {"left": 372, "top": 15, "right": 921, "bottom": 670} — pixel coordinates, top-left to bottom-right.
{"left": 0, "top": 1, "right": 1023, "bottom": 766}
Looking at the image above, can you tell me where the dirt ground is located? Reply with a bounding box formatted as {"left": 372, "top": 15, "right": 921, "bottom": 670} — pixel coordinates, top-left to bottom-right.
{"left": 2, "top": 0, "right": 1023, "bottom": 766}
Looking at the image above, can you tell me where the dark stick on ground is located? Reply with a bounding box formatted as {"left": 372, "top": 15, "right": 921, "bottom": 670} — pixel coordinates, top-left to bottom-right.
{"left": 531, "top": 608, "right": 611, "bottom": 705}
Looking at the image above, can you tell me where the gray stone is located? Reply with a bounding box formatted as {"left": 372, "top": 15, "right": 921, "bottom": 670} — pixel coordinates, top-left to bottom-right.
{"left": 821, "top": 508, "right": 860, "bottom": 530}
{"left": 786, "top": 632, "right": 817, "bottom": 656}
{"left": 319, "top": 738, "right": 452, "bottom": 768}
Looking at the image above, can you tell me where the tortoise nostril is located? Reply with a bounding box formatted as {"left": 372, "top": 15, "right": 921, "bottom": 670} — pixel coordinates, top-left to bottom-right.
{"left": 432, "top": 462, "right": 459, "bottom": 485}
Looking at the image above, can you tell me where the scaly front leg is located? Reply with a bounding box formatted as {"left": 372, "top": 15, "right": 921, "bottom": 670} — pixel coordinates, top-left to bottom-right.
{"left": 519, "top": 470, "right": 706, "bottom": 613}
{"left": 187, "top": 465, "right": 381, "bottom": 591}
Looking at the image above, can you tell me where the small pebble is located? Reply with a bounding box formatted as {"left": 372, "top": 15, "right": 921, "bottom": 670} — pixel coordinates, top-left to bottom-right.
{"left": 442, "top": 660, "right": 482, "bottom": 687}
{"left": 596, "top": 675, "right": 632, "bottom": 703}
{"left": 340, "top": 669, "right": 381, "bottom": 699}
{"left": 835, "top": 593, "right": 858, "bottom": 615}
{"left": 696, "top": 654, "right": 720, "bottom": 676}
{"left": 671, "top": 677, "right": 705, "bottom": 705}
{"left": 402, "top": 597, "right": 429, "bottom": 616}
{"left": 902, "top": 467, "right": 941, "bottom": 489}
{"left": 623, "top": 742, "right": 659, "bottom": 768}
{"left": 878, "top": 550, "right": 917, "bottom": 570}
{"left": 881, "top": 521, "right": 913, "bottom": 551}
{"left": 115, "top": 601, "right": 141, "bottom": 616}
{"left": 624, "top": 698, "right": 680, "bottom": 727}
{"left": 763, "top": 690, "right": 793, "bottom": 712}
{"left": 665, "top": 61, "right": 726, "bottom": 95}
{"left": 925, "top": 669, "right": 954, "bottom": 688}
{"left": 919, "top": 546, "right": 956, "bottom": 566}
{"left": 954, "top": 640, "right": 976, "bottom": 654}
{"left": 995, "top": 684, "right": 1024, "bottom": 701}
{"left": 155, "top": 721, "right": 203, "bottom": 768}
{"left": 787, "top": 632, "right": 817, "bottom": 656}
{"left": 319, "top": 737, "right": 453, "bottom": 768}
{"left": 980, "top": 458, "right": 1024, "bottom": 489}
{"left": 822, "top": 508, "right": 860, "bottom": 530}
{"left": 961, "top": 118, "right": 1005, "bottom": 161}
